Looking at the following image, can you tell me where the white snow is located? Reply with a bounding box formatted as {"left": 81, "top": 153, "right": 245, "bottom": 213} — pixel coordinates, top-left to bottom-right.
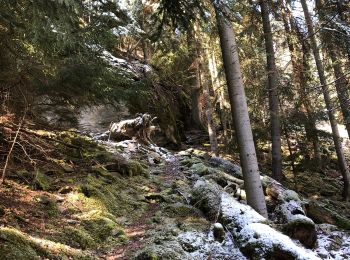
{"left": 315, "top": 224, "right": 350, "bottom": 260}
{"left": 239, "top": 223, "right": 319, "bottom": 260}
{"left": 220, "top": 193, "right": 266, "bottom": 228}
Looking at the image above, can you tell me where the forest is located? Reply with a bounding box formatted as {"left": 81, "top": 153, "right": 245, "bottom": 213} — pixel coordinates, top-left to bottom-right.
{"left": 0, "top": 0, "right": 350, "bottom": 259}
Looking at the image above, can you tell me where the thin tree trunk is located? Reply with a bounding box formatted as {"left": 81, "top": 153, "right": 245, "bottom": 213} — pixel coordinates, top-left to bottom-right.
{"left": 214, "top": 5, "right": 268, "bottom": 217}
{"left": 281, "top": 1, "right": 321, "bottom": 163}
{"left": 260, "top": 0, "right": 282, "bottom": 181}
{"left": 199, "top": 41, "right": 219, "bottom": 155}
{"left": 207, "top": 48, "right": 229, "bottom": 147}
{"left": 187, "top": 27, "right": 204, "bottom": 129}
{"left": 301, "top": 0, "right": 350, "bottom": 200}
{"left": 328, "top": 47, "right": 350, "bottom": 138}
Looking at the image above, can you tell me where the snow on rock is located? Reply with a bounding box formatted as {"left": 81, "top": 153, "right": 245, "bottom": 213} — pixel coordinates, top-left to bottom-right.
{"left": 238, "top": 223, "right": 319, "bottom": 260}
{"left": 178, "top": 230, "right": 246, "bottom": 260}
{"left": 220, "top": 192, "right": 266, "bottom": 230}
{"left": 315, "top": 224, "right": 350, "bottom": 259}
{"left": 192, "top": 180, "right": 320, "bottom": 259}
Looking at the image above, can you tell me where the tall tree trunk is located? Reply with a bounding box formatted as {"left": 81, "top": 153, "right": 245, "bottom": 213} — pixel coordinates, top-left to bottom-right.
{"left": 198, "top": 41, "right": 219, "bottom": 155}
{"left": 281, "top": 1, "right": 321, "bottom": 163}
{"left": 260, "top": 0, "right": 282, "bottom": 181}
{"left": 328, "top": 46, "right": 350, "bottom": 138}
{"left": 207, "top": 48, "right": 229, "bottom": 147}
{"left": 187, "top": 27, "right": 204, "bottom": 129}
{"left": 301, "top": 0, "right": 350, "bottom": 200}
{"left": 214, "top": 5, "right": 268, "bottom": 217}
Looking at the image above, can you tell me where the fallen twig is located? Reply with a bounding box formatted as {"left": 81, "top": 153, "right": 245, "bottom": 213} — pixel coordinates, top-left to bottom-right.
{"left": 1, "top": 109, "right": 26, "bottom": 185}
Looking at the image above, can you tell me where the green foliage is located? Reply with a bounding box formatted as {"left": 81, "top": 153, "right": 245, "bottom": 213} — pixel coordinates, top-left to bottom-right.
{"left": 0, "top": 0, "right": 133, "bottom": 114}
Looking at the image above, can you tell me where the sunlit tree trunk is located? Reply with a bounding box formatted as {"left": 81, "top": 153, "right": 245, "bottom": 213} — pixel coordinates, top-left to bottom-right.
{"left": 301, "top": 0, "right": 350, "bottom": 200}
{"left": 260, "top": 0, "right": 282, "bottom": 181}
{"left": 207, "top": 47, "right": 229, "bottom": 147}
{"left": 328, "top": 44, "right": 350, "bottom": 138}
{"left": 214, "top": 5, "right": 268, "bottom": 217}
{"left": 187, "top": 27, "right": 204, "bottom": 129}
{"left": 198, "top": 40, "right": 219, "bottom": 155}
{"left": 281, "top": 1, "right": 321, "bottom": 163}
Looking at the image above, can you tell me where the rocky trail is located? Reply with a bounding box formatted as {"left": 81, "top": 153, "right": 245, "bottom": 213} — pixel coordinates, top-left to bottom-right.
{"left": 0, "top": 128, "right": 350, "bottom": 259}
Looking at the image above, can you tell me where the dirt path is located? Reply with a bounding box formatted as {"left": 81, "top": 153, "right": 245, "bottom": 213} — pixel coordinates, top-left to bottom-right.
{"left": 106, "top": 155, "right": 180, "bottom": 259}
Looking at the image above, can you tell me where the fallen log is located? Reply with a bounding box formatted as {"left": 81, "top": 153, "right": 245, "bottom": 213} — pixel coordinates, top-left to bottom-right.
{"left": 108, "top": 113, "right": 157, "bottom": 144}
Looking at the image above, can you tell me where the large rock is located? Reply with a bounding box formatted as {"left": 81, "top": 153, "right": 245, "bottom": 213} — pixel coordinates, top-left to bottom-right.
{"left": 264, "top": 176, "right": 317, "bottom": 248}
{"left": 191, "top": 180, "right": 319, "bottom": 259}
{"left": 191, "top": 180, "right": 221, "bottom": 221}
{"left": 208, "top": 157, "right": 243, "bottom": 178}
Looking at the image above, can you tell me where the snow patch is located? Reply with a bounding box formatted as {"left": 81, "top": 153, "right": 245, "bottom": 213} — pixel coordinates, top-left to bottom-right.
{"left": 239, "top": 223, "right": 319, "bottom": 260}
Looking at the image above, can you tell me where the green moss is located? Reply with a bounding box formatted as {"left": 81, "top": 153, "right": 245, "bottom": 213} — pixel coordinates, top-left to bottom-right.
{"left": 61, "top": 226, "right": 96, "bottom": 249}
{"left": 79, "top": 210, "right": 118, "bottom": 241}
{"left": 164, "top": 203, "right": 201, "bottom": 218}
{"left": 32, "top": 170, "right": 52, "bottom": 191}
{"left": 34, "top": 195, "right": 60, "bottom": 217}
{"left": 0, "top": 227, "right": 39, "bottom": 260}
{"left": 0, "top": 227, "right": 91, "bottom": 260}
{"left": 190, "top": 163, "right": 209, "bottom": 176}
{"left": 120, "top": 160, "right": 150, "bottom": 177}
{"left": 335, "top": 215, "right": 350, "bottom": 230}
{"left": 280, "top": 190, "right": 300, "bottom": 202}
{"left": 180, "top": 157, "right": 202, "bottom": 167}
{"left": 134, "top": 242, "right": 186, "bottom": 260}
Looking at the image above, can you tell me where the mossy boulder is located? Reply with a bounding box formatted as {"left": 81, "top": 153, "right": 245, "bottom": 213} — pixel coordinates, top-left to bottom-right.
{"left": 60, "top": 226, "right": 96, "bottom": 249}
{"left": 78, "top": 210, "right": 119, "bottom": 242}
{"left": 191, "top": 180, "right": 222, "bottom": 221}
{"left": 163, "top": 203, "right": 202, "bottom": 218}
{"left": 189, "top": 163, "right": 209, "bottom": 176}
{"left": 134, "top": 241, "right": 189, "bottom": 260}
{"left": 179, "top": 157, "right": 202, "bottom": 168}
{"left": 105, "top": 159, "right": 150, "bottom": 177}
{"left": 306, "top": 200, "right": 350, "bottom": 230}
{"left": 0, "top": 227, "right": 39, "bottom": 260}
{"left": 282, "top": 216, "right": 317, "bottom": 248}
{"left": 0, "top": 227, "right": 91, "bottom": 260}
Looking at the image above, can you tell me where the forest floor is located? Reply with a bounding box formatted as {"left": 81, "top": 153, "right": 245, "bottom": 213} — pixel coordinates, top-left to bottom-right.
{"left": 0, "top": 122, "right": 350, "bottom": 259}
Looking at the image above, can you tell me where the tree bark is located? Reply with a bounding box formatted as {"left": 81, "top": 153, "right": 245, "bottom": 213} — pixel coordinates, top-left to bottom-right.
{"left": 260, "top": 0, "right": 282, "bottom": 182}
{"left": 281, "top": 1, "right": 321, "bottom": 163}
{"left": 328, "top": 46, "right": 350, "bottom": 138}
{"left": 187, "top": 27, "right": 204, "bottom": 129}
{"left": 301, "top": 0, "right": 350, "bottom": 200}
{"left": 207, "top": 47, "right": 229, "bottom": 147}
{"left": 214, "top": 5, "right": 268, "bottom": 217}
{"left": 198, "top": 41, "right": 219, "bottom": 155}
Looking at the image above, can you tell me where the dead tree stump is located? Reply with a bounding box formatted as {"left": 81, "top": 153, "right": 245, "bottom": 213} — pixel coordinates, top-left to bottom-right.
{"left": 108, "top": 113, "right": 157, "bottom": 144}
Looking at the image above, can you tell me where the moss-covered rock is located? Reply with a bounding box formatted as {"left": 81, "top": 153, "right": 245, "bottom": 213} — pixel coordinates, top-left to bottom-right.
{"left": 34, "top": 195, "right": 60, "bottom": 217}
{"left": 189, "top": 163, "right": 209, "bottom": 176}
{"left": 191, "top": 180, "right": 221, "bottom": 221}
{"left": 134, "top": 241, "right": 189, "bottom": 260}
{"left": 32, "top": 170, "right": 52, "bottom": 191}
{"left": 78, "top": 210, "right": 118, "bottom": 242}
{"left": 0, "top": 227, "right": 39, "bottom": 260}
{"left": 0, "top": 227, "right": 91, "bottom": 260}
{"left": 282, "top": 216, "right": 317, "bottom": 248}
{"left": 163, "top": 203, "right": 202, "bottom": 219}
{"left": 306, "top": 200, "right": 350, "bottom": 230}
{"left": 105, "top": 159, "right": 150, "bottom": 177}
{"left": 60, "top": 226, "right": 96, "bottom": 249}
